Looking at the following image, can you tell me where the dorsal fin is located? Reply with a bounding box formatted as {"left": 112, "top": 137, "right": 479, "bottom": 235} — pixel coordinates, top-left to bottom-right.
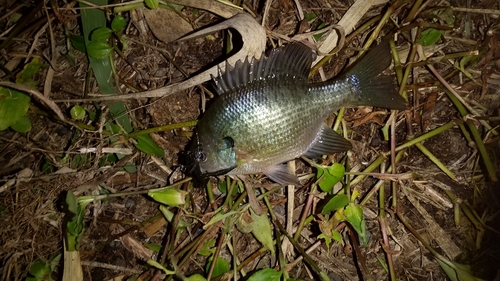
{"left": 212, "top": 43, "right": 315, "bottom": 95}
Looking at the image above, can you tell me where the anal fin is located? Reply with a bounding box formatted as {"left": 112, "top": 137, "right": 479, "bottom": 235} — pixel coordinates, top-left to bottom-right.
{"left": 263, "top": 164, "right": 302, "bottom": 186}
{"left": 304, "top": 124, "right": 352, "bottom": 159}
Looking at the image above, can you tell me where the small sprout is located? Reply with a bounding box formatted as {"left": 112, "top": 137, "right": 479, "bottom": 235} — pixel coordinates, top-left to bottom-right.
{"left": 111, "top": 15, "right": 127, "bottom": 32}
{"left": 70, "top": 105, "right": 86, "bottom": 120}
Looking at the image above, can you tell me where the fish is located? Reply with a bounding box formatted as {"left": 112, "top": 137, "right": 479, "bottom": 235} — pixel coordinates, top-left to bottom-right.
{"left": 185, "top": 41, "right": 406, "bottom": 186}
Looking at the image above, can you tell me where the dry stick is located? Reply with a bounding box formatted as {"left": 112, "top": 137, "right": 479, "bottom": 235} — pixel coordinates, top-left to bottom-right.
{"left": 451, "top": 6, "right": 500, "bottom": 15}
{"left": 377, "top": 162, "right": 396, "bottom": 281}
{"left": 206, "top": 230, "right": 225, "bottom": 281}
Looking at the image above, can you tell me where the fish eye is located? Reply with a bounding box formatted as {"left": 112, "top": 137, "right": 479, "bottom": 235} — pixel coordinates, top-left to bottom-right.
{"left": 222, "top": 136, "right": 234, "bottom": 149}
{"left": 196, "top": 151, "right": 207, "bottom": 162}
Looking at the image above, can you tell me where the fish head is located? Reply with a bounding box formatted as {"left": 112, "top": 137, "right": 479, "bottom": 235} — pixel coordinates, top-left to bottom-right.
{"left": 185, "top": 133, "right": 237, "bottom": 186}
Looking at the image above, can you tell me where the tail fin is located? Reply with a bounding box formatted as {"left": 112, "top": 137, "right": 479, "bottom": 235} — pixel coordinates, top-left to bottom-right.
{"left": 345, "top": 41, "right": 407, "bottom": 110}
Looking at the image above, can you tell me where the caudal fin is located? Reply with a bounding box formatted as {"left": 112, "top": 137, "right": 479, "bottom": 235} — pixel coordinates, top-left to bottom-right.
{"left": 345, "top": 41, "right": 407, "bottom": 110}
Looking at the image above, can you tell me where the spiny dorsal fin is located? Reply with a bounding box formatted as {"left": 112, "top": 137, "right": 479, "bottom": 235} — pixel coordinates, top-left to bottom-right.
{"left": 212, "top": 43, "right": 315, "bottom": 95}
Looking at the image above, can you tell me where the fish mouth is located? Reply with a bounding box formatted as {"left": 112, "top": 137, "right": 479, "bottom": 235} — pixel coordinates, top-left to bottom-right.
{"left": 182, "top": 153, "right": 237, "bottom": 187}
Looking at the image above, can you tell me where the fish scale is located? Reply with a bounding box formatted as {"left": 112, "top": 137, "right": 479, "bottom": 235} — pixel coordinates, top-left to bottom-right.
{"left": 186, "top": 42, "right": 407, "bottom": 186}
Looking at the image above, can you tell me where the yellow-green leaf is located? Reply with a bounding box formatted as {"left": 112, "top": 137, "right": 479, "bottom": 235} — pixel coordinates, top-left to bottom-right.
{"left": 250, "top": 209, "right": 274, "bottom": 255}
{"left": 148, "top": 188, "right": 187, "bottom": 206}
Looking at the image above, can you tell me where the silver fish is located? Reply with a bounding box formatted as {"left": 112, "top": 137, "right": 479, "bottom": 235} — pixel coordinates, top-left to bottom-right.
{"left": 185, "top": 42, "right": 406, "bottom": 185}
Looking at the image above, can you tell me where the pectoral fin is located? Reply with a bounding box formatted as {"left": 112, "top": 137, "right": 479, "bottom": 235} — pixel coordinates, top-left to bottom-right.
{"left": 304, "top": 124, "right": 352, "bottom": 159}
{"left": 263, "top": 164, "right": 302, "bottom": 186}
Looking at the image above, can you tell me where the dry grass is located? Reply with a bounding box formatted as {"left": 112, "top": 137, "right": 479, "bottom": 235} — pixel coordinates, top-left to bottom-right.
{"left": 0, "top": 0, "right": 499, "bottom": 280}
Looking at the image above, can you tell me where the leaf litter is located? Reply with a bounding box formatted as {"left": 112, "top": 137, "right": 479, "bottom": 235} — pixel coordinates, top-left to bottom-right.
{"left": 0, "top": 0, "right": 499, "bottom": 280}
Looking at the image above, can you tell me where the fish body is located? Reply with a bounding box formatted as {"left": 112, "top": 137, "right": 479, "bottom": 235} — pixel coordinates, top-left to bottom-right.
{"left": 186, "top": 42, "right": 406, "bottom": 185}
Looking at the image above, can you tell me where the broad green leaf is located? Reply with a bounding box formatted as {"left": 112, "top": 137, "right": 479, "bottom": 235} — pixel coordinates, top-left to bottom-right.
{"left": 111, "top": 15, "right": 127, "bottom": 32}
{"left": 205, "top": 257, "right": 230, "bottom": 278}
{"left": 247, "top": 268, "right": 282, "bottom": 281}
{"left": 86, "top": 41, "right": 113, "bottom": 59}
{"left": 28, "top": 260, "right": 51, "bottom": 279}
{"left": 10, "top": 115, "right": 31, "bottom": 132}
{"left": 322, "top": 193, "right": 349, "bottom": 214}
{"left": 344, "top": 204, "right": 366, "bottom": 244}
{"left": 148, "top": 188, "right": 187, "bottom": 207}
{"left": 134, "top": 134, "right": 165, "bottom": 158}
{"left": 70, "top": 105, "right": 86, "bottom": 120}
{"left": 144, "top": 0, "right": 159, "bottom": 9}
{"left": 420, "top": 28, "right": 442, "bottom": 46}
{"left": 250, "top": 209, "right": 274, "bottom": 255}
{"left": 80, "top": 0, "right": 133, "bottom": 134}
{"left": 16, "top": 57, "right": 43, "bottom": 86}
{"left": 70, "top": 35, "right": 86, "bottom": 53}
{"left": 317, "top": 163, "right": 345, "bottom": 193}
{"left": 187, "top": 274, "right": 207, "bottom": 281}
{"left": 91, "top": 26, "right": 113, "bottom": 41}
{"left": 0, "top": 87, "right": 30, "bottom": 131}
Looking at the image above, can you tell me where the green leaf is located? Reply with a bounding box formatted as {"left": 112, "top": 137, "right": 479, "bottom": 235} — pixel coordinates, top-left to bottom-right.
{"left": 322, "top": 193, "right": 349, "bottom": 214}
{"left": 344, "top": 204, "right": 367, "bottom": 244}
{"left": 198, "top": 238, "right": 216, "bottom": 256}
{"left": 159, "top": 205, "right": 188, "bottom": 228}
{"left": 436, "top": 259, "right": 486, "bottom": 281}
{"left": 420, "top": 28, "right": 442, "bottom": 46}
{"left": 250, "top": 209, "right": 274, "bottom": 255}
{"left": 305, "top": 12, "right": 317, "bottom": 21}
{"left": 147, "top": 260, "right": 176, "bottom": 275}
{"left": 70, "top": 35, "right": 86, "bottom": 53}
{"left": 316, "top": 163, "right": 345, "bottom": 193}
{"left": 91, "top": 26, "right": 113, "bottom": 41}
{"left": 134, "top": 134, "right": 165, "bottom": 158}
{"left": 28, "top": 260, "right": 51, "bottom": 279}
{"left": 331, "top": 230, "right": 342, "bottom": 243}
{"left": 144, "top": 243, "right": 162, "bottom": 253}
{"left": 70, "top": 105, "right": 86, "bottom": 120}
{"left": 318, "top": 233, "right": 332, "bottom": 249}
{"left": 148, "top": 188, "right": 187, "bottom": 207}
{"left": 206, "top": 257, "right": 230, "bottom": 278}
{"left": 0, "top": 87, "right": 30, "bottom": 131}
{"left": 111, "top": 15, "right": 127, "bottom": 32}
{"left": 80, "top": 0, "right": 133, "bottom": 134}
{"left": 10, "top": 115, "right": 31, "bottom": 132}
{"left": 247, "top": 268, "right": 282, "bottom": 281}
{"left": 86, "top": 41, "right": 113, "bottom": 59}
{"left": 144, "top": 0, "right": 159, "bottom": 9}
{"left": 16, "top": 57, "right": 43, "bottom": 86}
{"left": 313, "top": 22, "right": 327, "bottom": 41}
{"left": 187, "top": 274, "right": 207, "bottom": 281}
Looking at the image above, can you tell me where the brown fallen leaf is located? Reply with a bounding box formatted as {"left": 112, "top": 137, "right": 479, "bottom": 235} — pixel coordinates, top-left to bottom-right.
{"left": 143, "top": 7, "right": 193, "bottom": 43}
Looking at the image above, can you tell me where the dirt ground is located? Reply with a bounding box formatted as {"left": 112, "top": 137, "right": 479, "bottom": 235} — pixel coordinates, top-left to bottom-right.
{"left": 1, "top": 0, "right": 499, "bottom": 280}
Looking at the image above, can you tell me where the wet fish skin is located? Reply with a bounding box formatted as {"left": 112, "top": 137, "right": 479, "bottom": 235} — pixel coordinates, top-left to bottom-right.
{"left": 186, "top": 42, "right": 406, "bottom": 186}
